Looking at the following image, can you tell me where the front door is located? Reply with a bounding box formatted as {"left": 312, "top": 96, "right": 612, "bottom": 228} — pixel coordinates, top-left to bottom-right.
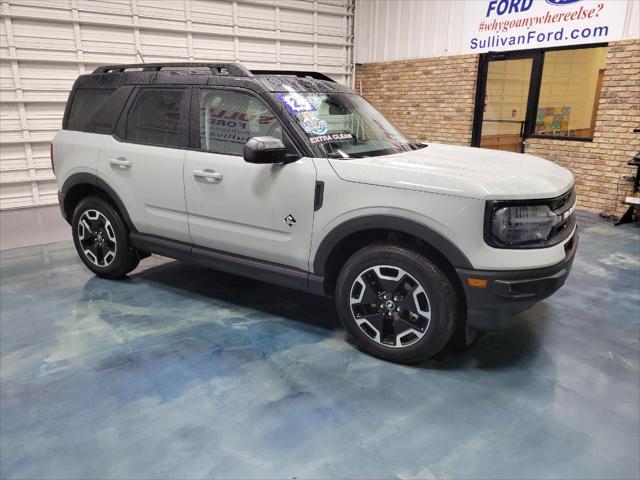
{"left": 472, "top": 52, "right": 541, "bottom": 153}
{"left": 184, "top": 88, "right": 317, "bottom": 271}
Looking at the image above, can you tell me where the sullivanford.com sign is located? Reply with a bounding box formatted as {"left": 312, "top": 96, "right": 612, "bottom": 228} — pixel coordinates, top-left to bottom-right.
{"left": 462, "top": 0, "right": 629, "bottom": 53}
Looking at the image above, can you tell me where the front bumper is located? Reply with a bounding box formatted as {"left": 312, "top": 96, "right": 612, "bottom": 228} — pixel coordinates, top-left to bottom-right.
{"left": 456, "top": 232, "right": 578, "bottom": 330}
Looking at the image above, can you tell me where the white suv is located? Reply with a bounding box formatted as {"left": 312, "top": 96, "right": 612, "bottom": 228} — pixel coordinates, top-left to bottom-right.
{"left": 53, "top": 63, "right": 578, "bottom": 364}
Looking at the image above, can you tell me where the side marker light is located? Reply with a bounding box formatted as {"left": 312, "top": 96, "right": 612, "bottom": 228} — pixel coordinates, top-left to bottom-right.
{"left": 467, "top": 278, "right": 488, "bottom": 288}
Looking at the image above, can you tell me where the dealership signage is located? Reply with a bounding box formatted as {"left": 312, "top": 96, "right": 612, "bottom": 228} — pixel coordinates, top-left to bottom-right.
{"left": 462, "top": 0, "right": 629, "bottom": 53}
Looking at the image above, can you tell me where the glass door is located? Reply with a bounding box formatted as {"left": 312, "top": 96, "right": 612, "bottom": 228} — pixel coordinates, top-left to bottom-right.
{"left": 472, "top": 52, "right": 542, "bottom": 153}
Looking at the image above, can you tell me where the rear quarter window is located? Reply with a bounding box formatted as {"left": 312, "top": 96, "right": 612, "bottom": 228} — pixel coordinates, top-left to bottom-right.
{"left": 66, "top": 89, "right": 114, "bottom": 131}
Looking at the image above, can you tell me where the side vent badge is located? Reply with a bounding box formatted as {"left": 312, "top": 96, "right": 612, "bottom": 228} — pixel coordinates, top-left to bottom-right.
{"left": 284, "top": 214, "right": 296, "bottom": 227}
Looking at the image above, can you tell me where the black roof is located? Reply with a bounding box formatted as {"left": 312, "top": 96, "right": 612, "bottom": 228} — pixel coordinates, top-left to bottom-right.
{"left": 73, "top": 62, "right": 352, "bottom": 94}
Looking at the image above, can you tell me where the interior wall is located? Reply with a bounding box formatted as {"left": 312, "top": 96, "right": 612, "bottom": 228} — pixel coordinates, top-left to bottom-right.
{"left": 354, "top": 54, "right": 479, "bottom": 147}
{"left": 0, "top": 0, "right": 354, "bottom": 209}
{"left": 356, "top": 40, "right": 640, "bottom": 215}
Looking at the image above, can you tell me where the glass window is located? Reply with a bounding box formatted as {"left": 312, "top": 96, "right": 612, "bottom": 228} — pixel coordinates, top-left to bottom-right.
{"left": 480, "top": 58, "right": 532, "bottom": 152}
{"left": 276, "top": 92, "right": 413, "bottom": 158}
{"left": 125, "top": 88, "right": 185, "bottom": 147}
{"left": 535, "top": 47, "right": 608, "bottom": 139}
{"left": 66, "top": 89, "right": 114, "bottom": 131}
{"left": 200, "top": 89, "right": 283, "bottom": 156}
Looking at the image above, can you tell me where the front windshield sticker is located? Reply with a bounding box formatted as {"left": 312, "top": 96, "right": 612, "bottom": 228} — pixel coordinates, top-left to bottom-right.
{"left": 300, "top": 113, "right": 329, "bottom": 135}
{"left": 277, "top": 93, "right": 316, "bottom": 114}
{"left": 309, "top": 132, "right": 354, "bottom": 144}
{"left": 283, "top": 91, "right": 412, "bottom": 158}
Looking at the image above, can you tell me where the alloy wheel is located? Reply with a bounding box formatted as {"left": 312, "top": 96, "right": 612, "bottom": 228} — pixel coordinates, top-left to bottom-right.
{"left": 349, "top": 265, "right": 431, "bottom": 348}
{"left": 77, "top": 209, "right": 117, "bottom": 267}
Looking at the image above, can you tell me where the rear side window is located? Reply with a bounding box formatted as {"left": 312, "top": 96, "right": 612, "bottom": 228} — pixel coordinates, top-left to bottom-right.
{"left": 125, "top": 88, "right": 186, "bottom": 148}
{"left": 66, "top": 89, "right": 114, "bottom": 131}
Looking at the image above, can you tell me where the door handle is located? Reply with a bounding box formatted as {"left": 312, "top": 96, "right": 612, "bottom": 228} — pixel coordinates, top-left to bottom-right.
{"left": 109, "top": 157, "right": 132, "bottom": 169}
{"left": 193, "top": 169, "right": 223, "bottom": 183}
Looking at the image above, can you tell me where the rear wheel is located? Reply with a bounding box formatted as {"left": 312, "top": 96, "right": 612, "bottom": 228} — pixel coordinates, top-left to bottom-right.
{"left": 71, "top": 196, "right": 139, "bottom": 278}
{"left": 335, "top": 244, "right": 458, "bottom": 364}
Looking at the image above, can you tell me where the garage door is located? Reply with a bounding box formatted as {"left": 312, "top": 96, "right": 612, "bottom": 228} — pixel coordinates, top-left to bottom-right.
{"left": 0, "top": 0, "right": 354, "bottom": 209}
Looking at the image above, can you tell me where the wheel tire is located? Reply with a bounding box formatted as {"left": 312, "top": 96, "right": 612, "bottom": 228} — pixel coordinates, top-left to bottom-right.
{"left": 335, "top": 243, "right": 458, "bottom": 364}
{"left": 71, "top": 195, "right": 139, "bottom": 279}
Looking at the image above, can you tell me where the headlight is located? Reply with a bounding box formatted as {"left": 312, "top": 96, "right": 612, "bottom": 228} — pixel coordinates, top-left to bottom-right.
{"left": 492, "top": 205, "right": 558, "bottom": 244}
{"left": 485, "top": 190, "right": 576, "bottom": 249}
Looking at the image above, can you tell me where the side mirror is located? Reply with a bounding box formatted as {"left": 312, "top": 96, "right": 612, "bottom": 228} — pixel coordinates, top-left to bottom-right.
{"left": 243, "top": 136, "right": 298, "bottom": 164}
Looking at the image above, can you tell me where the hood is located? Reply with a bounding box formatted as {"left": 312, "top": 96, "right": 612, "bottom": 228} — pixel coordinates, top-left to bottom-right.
{"left": 328, "top": 143, "right": 574, "bottom": 200}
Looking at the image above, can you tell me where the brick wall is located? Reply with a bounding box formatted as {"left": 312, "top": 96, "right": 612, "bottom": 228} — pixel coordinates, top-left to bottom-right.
{"left": 525, "top": 40, "right": 640, "bottom": 215}
{"left": 355, "top": 40, "right": 640, "bottom": 215}
{"left": 355, "top": 54, "right": 479, "bottom": 146}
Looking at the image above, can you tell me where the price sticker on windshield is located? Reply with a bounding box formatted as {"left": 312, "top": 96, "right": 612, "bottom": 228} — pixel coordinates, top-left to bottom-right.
{"left": 277, "top": 93, "right": 316, "bottom": 113}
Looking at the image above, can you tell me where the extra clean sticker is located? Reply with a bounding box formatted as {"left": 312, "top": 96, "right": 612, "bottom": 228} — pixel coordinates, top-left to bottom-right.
{"left": 277, "top": 93, "right": 316, "bottom": 114}
{"left": 309, "top": 133, "right": 354, "bottom": 144}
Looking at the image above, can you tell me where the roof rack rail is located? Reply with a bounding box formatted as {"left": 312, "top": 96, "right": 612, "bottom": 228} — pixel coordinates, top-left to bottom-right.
{"left": 92, "top": 63, "right": 254, "bottom": 77}
{"left": 251, "top": 70, "right": 335, "bottom": 83}
{"left": 92, "top": 63, "right": 335, "bottom": 83}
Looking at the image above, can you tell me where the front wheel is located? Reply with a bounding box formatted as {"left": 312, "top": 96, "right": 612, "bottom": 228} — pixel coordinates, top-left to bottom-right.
{"left": 335, "top": 244, "right": 458, "bottom": 364}
{"left": 71, "top": 196, "right": 139, "bottom": 278}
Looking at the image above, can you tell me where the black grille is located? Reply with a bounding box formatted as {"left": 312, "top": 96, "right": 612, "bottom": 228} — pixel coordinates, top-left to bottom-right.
{"left": 548, "top": 188, "right": 576, "bottom": 243}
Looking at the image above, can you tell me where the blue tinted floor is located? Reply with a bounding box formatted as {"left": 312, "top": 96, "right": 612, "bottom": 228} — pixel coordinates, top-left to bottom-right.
{"left": 1, "top": 213, "right": 639, "bottom": 480}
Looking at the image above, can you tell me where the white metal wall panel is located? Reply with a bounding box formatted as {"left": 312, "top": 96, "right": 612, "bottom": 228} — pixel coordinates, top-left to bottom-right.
{"left": 0, "top": 0, "right": 354, "bottom": 209}
{"left": 625, "top": 0, "right": 640, "bottom": 39}
{"left": 355, "top": 0, "right": 640, "bottom": 63}
{"left": 355, "top": 0, "right": 466, "bottom": 63}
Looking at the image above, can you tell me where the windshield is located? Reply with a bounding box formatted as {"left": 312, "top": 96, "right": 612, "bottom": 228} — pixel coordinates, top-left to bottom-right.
{"left": 274, "top": 92, "right": 414, "bottom": 158}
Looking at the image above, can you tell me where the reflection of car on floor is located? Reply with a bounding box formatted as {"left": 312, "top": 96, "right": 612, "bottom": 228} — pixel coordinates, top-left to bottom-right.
{"left": 53, "top": 62, "right": 578, "bottom": 364}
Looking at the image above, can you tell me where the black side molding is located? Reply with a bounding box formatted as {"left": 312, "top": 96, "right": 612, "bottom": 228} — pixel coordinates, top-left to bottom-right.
{"left": 61, "top": 171, "right": 98, "bottom": 195}
{"left": 95, "top": 178, "right": 138, "bottom": 232}
{"left": 312, "top": 215, "right": 473, "bottom": 275}
{"left": 59, "top": 172, "right": 99, "bottom": 223}
{"left": 60, "top": 172, "right": 137, "bottom": 232}
{"left": 130, "top": 232, "right": 191, "bottom": 262}
{"left": 314, "top": 181, "right": 324, "bottom": 211}
{"left": 130, "top": 233, "right": 321, "bottom": 295}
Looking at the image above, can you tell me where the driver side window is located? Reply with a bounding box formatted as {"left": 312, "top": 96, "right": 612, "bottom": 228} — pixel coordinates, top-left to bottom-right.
{"left": 200, "top": 89, "right": 283, "bottom": 156}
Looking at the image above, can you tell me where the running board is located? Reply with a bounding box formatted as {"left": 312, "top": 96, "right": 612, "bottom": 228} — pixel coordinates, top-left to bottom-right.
{"left": 129, "top": 232, "right": 326, "bottom": 296}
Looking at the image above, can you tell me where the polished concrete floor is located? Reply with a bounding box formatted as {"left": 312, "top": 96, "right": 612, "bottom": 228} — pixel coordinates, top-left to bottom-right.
{"left": 0, "top": 205, "right": 70, "bottom": 250}
{"left": 1, "top": 211, "right": 639, "bottom": 479}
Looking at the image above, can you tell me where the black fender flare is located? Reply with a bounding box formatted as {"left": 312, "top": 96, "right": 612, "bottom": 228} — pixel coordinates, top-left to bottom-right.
{"left": 312, "top": 215, "right": 473, "bottom": 276}
{"left": 60, "top": 172, "right": 137, "bottom": 232}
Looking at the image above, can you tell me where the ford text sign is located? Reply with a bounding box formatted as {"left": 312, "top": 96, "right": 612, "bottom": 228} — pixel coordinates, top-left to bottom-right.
{"left": 462, "top": 0, "right": 628, "bottom": 53}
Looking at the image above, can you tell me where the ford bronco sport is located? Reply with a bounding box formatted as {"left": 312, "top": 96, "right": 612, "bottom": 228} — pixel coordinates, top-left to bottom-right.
{"left": 53, "top": 63, "right": 578, "bottom": 364}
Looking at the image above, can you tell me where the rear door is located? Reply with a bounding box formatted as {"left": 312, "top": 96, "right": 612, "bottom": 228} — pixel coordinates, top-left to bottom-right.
{"left": 98, "top": 87, "right": 191, "bottom": 243}
{"left": 184, "top": 87, "right": 317, "bottom": 270}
